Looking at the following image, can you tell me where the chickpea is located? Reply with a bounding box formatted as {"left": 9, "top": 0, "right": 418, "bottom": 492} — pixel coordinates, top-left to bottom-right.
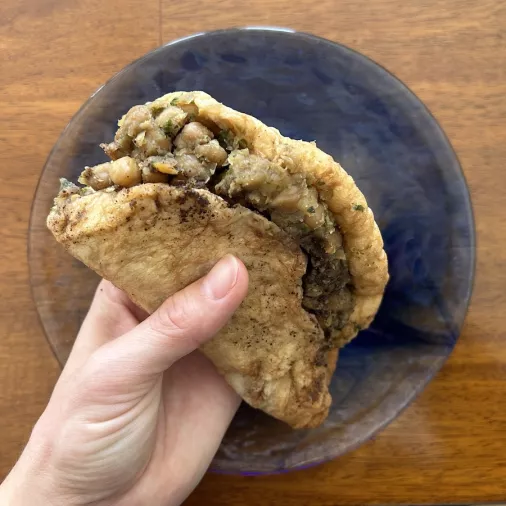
{"left": 121, "top": 105, "right": 151, "bottom": 138}
{"left": 174, "top": 122, "right": 213, "bottom": 151}
{"left": 109, "top": 157, "right": 142, "bottom": 187}
{"left": 154, "top": 106, "right": 188, "bottom": 137}
{"left": 174, "top": 154, "right": 213, "bottom": 182}
{"left": 78, "top": 162, "right": 113, "bottom": 190}
{"left": 110, "top": 105, "right": 174, "bottom": 159}
{"left": 195, "top": 140, "right": 228, "bottom": 166}
{"left": 138, "top": 128, "right": 171, "bottom": 157}
{"left": 303, "top": 202, "right": 325, "bottom": 230}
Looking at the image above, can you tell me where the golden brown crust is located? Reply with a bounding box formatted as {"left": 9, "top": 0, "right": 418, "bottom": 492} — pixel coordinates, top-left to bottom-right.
{"left": 47, "top": 184, "right": 334, "bottom": 428}
{"left": 151, "top": 91, "right": 389, "bottom": 344}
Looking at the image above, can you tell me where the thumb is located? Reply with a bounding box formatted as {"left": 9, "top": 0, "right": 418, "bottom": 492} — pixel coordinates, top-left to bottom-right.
{"left": 89, "top": 254, "right": 248, "bottom": 382}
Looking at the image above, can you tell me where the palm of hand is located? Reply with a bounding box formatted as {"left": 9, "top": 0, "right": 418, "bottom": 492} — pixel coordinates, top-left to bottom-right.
{"left": 106, "top": 352, "right": 238, "bottom": 506}
{"left": 33, "top": 275, "right": 241, "bottom": 506}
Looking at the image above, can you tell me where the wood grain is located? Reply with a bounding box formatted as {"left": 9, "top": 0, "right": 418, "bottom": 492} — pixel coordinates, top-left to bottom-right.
{"left": 1, "top": 0, "right": 505, "bottom": 504}
{"left": 0, "top": 0, "right": 160, "bottom": 479}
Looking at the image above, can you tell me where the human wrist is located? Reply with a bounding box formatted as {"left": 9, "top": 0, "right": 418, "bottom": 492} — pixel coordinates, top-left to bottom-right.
{"left": 0, "top": 425, "right": 68, "bottom": 506}
{"left": 0, "top": 462, "right": 58, "bottom": 506}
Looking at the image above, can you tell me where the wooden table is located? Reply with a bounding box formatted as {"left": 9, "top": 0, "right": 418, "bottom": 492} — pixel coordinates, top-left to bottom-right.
{"left": 1, "top": 0, "right": 505, "bottom": 504}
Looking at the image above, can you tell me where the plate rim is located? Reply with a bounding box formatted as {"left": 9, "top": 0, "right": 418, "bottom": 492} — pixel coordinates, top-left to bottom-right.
{"left": 28, "top": 26, "right": 476, "bottom": 474}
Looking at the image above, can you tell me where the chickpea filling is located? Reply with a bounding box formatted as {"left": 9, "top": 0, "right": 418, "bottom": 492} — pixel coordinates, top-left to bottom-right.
{"left": 74, "top": 99, "right": 355, "bottom": 345}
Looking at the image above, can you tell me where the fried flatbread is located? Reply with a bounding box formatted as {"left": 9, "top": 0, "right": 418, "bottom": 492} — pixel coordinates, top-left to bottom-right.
{"left": 47, "top": 91, "right": 388, "bottom": 428}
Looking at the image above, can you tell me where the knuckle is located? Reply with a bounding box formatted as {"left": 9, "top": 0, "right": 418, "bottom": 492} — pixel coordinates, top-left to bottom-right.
{"left": 151, "top": 291, "right": 195, "bottom": 335}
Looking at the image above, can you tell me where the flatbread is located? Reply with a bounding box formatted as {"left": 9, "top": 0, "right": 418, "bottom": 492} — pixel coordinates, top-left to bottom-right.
{"left": 47, "top": 91, "right": 388, "bottom": 428}
{"left": 48, "top": 184, "right": 335, "bottom": 428}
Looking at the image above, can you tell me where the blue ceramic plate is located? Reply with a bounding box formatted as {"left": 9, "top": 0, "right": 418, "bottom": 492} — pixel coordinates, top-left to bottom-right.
{"left": 29, "top": 27, "right": 475, "bottom": 474}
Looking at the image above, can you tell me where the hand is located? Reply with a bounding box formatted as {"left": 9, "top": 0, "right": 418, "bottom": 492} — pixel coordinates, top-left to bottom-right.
{"left": 0, "top": 254, "right": 248, "bottom": 506}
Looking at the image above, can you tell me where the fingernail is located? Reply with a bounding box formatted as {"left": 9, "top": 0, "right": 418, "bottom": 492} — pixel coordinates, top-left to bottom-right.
{"left": 203, "top": 255, "right": 239, "bottom": 300}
